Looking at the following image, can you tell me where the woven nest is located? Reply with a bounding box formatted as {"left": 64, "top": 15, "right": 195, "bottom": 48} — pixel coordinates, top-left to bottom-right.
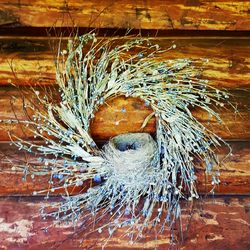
{"left": 104, "top": 133, "right": 157, "bottom": 175}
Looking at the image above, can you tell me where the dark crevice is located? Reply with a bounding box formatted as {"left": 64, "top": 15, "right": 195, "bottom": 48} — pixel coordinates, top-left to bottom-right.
{"left": 0, "top": 27, "right": 250, "bottom": 37}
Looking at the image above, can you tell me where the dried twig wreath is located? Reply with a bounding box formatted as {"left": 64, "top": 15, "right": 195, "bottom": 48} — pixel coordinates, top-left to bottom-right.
{"left": 9, "top": 33, "right": 232, "bottom": 246}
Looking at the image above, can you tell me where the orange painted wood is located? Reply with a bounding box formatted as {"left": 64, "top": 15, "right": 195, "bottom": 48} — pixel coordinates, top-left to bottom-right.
{"left": 0, "top": 0, "right": 249, "bottom": 30}
{"left": 0, "top": 37, "right": 249, "bottom": 88}
{"left": 0, "top": 197, "right": 249, "bottom": 249}
{"left": 0, "top": 88, "right": 249, "bottom": 141}
{"left": 0, "top": 142, "right": 249, "bottom": 195}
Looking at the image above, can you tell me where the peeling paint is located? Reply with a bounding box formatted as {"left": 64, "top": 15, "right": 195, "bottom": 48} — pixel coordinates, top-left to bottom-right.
{"left": 0, "top": 218, "right": 35, "bottom": 243}
{"left": 190, "top": 237, "right": 198, "bottom": 243}
{"left": 206, "top": 233, "right": 224, "bottom": 241}
{"left": 193, "top": 211, "right": 219, "bottom": 225}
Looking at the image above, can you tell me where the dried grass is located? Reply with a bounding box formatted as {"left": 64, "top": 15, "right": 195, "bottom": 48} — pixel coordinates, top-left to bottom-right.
{"left": 7, "top": 32, "right": 233, "bottom": 246}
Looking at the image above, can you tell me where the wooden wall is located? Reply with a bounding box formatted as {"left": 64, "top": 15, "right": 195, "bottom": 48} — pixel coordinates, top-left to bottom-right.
{"left": 0, "top": 1, "right": 249, "bottom": 249}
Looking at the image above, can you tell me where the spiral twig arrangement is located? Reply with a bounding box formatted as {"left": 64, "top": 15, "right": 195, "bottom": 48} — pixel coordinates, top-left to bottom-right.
{"left": 8, "top": 33, "right": 232, "bottom": 246}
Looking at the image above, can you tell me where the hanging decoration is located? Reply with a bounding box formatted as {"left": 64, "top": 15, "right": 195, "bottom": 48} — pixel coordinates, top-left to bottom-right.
{"left": 9, "top": 33, "right": 232, "bottom": 246}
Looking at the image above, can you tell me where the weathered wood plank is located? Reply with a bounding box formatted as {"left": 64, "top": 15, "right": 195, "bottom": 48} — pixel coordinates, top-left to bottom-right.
{"left": 0, "top": 88, "right": 249, "bottom": 141}
{"left": 0, "top": 0, "right": 249, "bottom": 30}
{"left": 196, "top": 141, "right": 250, "bottom": 194}
{"left": 91, "top": 93, "right": 250, "bottom": 140}
{"left": 0, "top": 37, "right": 249, "bottom": 88}
{"left": 0, "top": 197, "right": 249, "bottom": 249}
{"left": 0, "top": 141, "right": 249, "bottom": 195}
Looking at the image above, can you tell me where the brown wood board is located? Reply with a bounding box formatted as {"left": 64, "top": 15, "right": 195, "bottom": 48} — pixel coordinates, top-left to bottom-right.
{"left": 0, "top": 141, "right": 249, "bottom": 195}
{"left": 0, "top": 37, "right": 249, "bottom": 88}
{"left": 0, "top": 0, "right": 250, "bottom": 30}
{"left": 0, "top": 88, "right": 249, "bottom": 141}
{"left": 0, "top": 1, "right": 249, "bottom": 249}
{"left": 0, "top": 197, "right": 249, "bottom": 249}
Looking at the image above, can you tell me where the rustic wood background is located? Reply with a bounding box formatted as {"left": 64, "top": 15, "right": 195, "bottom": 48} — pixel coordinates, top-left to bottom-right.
{"left": 0, "top": 1, "right": 249, "bottom": 249}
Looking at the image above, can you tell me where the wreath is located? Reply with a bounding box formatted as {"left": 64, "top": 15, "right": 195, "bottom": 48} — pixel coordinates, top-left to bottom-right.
{"left": 10, "top": 33, "right": 231, "bottom": 246}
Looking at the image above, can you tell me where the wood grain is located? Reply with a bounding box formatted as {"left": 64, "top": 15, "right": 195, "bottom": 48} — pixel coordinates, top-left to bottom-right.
{"left": 0, "top": 1, "right": 249, "bottom": 249}
{"left": 0, "top": 141, "right": 249, "bottom": 195}
{"left": 0, "top": 197, "right": 249, "bottom": 249}
{"left": 0, "top": 88, "right": 249, "bottom": 141}
{"left": 91, "top": 93, "right": 250, "bottom": 140}
{"left": 0, "top": 0, "right": 249, "bottom": 30}
{"left": 0, "top": 37, "right": 249, "bottom": 88}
